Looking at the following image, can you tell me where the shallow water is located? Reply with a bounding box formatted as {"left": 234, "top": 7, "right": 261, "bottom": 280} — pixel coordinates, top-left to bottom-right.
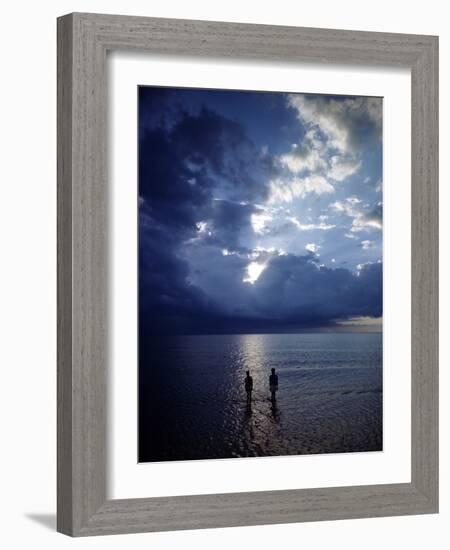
{"left": 139, "top": 332, "right": 382, "bottom": 462}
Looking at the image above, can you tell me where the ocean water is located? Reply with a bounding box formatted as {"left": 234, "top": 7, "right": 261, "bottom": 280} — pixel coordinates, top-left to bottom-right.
{"left": 139, "top": 332, "right": 382, "bottom": 462}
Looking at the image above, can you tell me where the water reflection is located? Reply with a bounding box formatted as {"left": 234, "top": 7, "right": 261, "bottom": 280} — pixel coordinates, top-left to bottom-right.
{"left": 238, "top": 333, "right": 268, "bottom": 392}
{"left": 236, "top": 334, "right": 284, "bottom": 452}
{"left": 139, "top": 333, "right": 383, "bottom": 461}
{"left": 270, "top": 401, "right": 281, "bottom": 423}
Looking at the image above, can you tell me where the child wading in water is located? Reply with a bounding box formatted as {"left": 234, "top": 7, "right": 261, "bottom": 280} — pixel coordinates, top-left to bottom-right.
{"left": 269, "top": 368, "right": 278, "bottom": 403}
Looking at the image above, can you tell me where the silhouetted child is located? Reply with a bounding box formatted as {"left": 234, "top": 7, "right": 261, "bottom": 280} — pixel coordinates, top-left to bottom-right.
{"left": 244, "top": 370, "right": 253, "bottom": 404}
{"left": 269, "top": 368, "right": 278, "bottom": 402}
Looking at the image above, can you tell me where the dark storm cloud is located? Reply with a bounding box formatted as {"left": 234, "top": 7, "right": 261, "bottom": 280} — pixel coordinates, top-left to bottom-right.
{"left": 138, "top": 103, "right": 278, "bottom": 252}
{"left": 252, "top": 256, "right": 382, "bottom": 324}
{"left": 139, "top": 217, "right": 223, "bottom": 334}
{"left": 229, "top": 254, "right": 381, "bottom": 329}
{"left": 139, "top": 100, "right": 278, "bottom": 331}
{"left": 139, "top": 126, "right": 208, "bottom": 231}
{"left": 203, "top": 199, "right": 261, "bottom": 252}
{"left": 141, "top": 222, "right": 383, "bottom": 334}
{"left": 139, "top": 106, "right": 272, "bottom": 211}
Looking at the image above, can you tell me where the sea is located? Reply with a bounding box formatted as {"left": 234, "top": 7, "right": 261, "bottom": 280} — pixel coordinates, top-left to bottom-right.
{"left": 138, "top": 332, "right": 382, "bottom": 462}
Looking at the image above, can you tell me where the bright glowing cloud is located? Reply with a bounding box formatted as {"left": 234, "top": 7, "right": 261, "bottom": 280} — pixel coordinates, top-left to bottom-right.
{"left": 361, "top": 240, "right": 375, "bottom": 250}
{"left": 331, "top": 198, "right": 382, "bottom": 232}
{"left": 250, "top": 212, "right": 273, "bottom": 234}
{"left": 196, "top": 221, "right": 207, "bottom": 233}
{"left": 243, "top": 261, "right": 267, "bottom": 284}
{"left": 268, "top": 175, "right": 334, "bottom": 203}
{"left": 329, "top": 156, "right": 361, "bottom": 181}
{"left": 279, "top": 142, "right": 326, "bottom": 174}
{"left": 305, "top": 243, "right": 320, "bottom": 254}
{"left": 289, "top": 216, "right": 335, "bottom": 231}
{"left": 287, "top": 94, "right": 382, "bottom": 155}
{"left": 351, "top": 215, "right": 382, "bottom": 232}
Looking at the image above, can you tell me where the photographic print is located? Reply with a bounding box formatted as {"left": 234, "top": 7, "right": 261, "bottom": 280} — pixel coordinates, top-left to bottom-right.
{"left": 138, "top": 86, "right": 383, "bottom": 463}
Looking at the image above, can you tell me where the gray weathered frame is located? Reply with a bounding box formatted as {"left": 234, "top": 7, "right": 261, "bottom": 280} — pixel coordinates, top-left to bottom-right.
{"left": 57, "top": 12, "right": 438, "bottom": 536}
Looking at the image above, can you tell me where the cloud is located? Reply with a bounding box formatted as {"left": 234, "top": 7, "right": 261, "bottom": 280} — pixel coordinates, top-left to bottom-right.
{"left": 268, "top": 175, "right": 334, "bottom": 203}
{"left": 346, "top": 196, "right": 362, "bottom": 205}
{"left": 243, "top": 261, "right": 268, "bottom": 284}
{"left": 351, "top": 203, "right": 383, "bottom": 232}
{"left": 337, "top": 315, "right": 382, "bottom": 330}
{"left": 202, "top": 199, "right": 263, "bottom": 252}
{"left": 141, "top": 200, "right": 383, "bottom": 334}
{"left": 244, "top": 255, "right": 383, "bottom": 329}
{"left": 165, "top": 245, "right": 383, "bottom": 333}
{"left": 250, "top": 211, "right": 273, "bottom": 235}
{"left": 139, "top": 106, "right": 275, "bottom": 230}
{"left": 331, "top": 198, "right": 382, "bottom": 232}
{"left": 329, "top": 156, "right": 361, "bottom": 181}
{"left": 138, "top": 102, "right": 280, "bottom": 332}
{"left": 305, "top": 243, "right": 320, "bottom": 254}
{"left": 138, "top": 88, "right": 383, "bottom": 335}
{"left": 139, "top": 216, "right": 221, "bottom": 335}
{"left": 279, "top": 144, "right": 360, "bottom": 182}
{"left": 265, "top": 94, "right": 382, "bottom": 215}
{"left": 274, "top": 94, "right": 382, "bottom": 199}
{"left": 288, "top": 217, "right": 336, "bottom": 231}
{"left": 361, "top": 240, "right": 375, "bottom": 250}
{"left": 287, "top": 94, "right": 382, "bottom": 155}
{"left": 279, "top": 137, "right": 327, "bottom": 174}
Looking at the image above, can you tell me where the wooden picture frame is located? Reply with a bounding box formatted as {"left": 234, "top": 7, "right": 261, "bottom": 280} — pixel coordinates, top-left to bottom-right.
{"left": 57, "top": 12, "right": 438, "bottom": 536}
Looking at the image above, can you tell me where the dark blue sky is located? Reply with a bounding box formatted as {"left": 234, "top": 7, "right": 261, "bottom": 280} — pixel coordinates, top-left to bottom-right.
{"left": 139, "top": 86, "right": 382, "bottom": 334}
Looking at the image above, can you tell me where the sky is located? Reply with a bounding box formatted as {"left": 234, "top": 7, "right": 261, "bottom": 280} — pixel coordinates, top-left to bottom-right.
{"left": 138, "top": 86, "right": 383, "bottom": 334}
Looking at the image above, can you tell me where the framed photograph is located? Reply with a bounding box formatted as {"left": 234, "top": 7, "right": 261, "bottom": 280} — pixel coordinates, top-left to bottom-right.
{"left": 57, "top": 13, "right": 438, "bottom": 536}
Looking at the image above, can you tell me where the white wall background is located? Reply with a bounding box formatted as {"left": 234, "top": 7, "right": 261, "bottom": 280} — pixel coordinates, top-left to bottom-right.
{"left": 0, "top": 1, "right": 447, "bottom": 548}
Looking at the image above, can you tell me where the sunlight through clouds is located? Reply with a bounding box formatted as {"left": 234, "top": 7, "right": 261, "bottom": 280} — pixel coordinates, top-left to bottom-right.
{"left": 243, "top": 261, "right": 267, "bottom": 284}
{"left": 305, "top": 243, "right": 320, "bottom": 254}
{"left": 250, "top": 212, "right": 273, "bottom": 234}
{"left": 139, "top": 86, "right": 383, "bottom": 334}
